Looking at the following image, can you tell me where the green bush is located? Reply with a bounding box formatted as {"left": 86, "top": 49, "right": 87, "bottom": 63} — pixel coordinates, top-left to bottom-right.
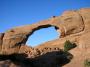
{"left": 84, "top": 59, "right": 90, "bottom": 67}
{"left": 64, "top": 40, "right": 76, "bottom": 52}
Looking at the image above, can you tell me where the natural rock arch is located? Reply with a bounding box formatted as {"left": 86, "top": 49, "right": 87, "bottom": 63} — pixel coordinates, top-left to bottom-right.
{"left": 27, "top": 24, "right": 59, "bottom": 37}
{"left": 0, "top": 8, "right": 86, "bottom": 56}
{"left": 0, "top": 8, "right": 90, "bottom": 67}
{"left": 26, "top": 25, "right": 60, "bottom": 47}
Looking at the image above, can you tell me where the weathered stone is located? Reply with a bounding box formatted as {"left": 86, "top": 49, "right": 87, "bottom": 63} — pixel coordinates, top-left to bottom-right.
{"left": 0, "top": 33, "right": 4, "bottom": 53}
{"left": 0, "top": 8, "right": 90, "bottom": 67}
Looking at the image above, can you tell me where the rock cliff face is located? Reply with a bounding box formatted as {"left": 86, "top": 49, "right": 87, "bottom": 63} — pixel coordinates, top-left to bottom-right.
{"left": 0, "top": 8, "right": 90, "bottom": 67}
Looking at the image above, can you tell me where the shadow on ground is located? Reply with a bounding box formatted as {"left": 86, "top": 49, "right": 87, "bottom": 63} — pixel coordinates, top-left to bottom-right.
{"left": 0, "top": 50, "right": 73, "bottom": 67}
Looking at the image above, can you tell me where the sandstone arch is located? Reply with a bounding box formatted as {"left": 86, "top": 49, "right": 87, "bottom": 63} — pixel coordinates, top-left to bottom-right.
{"left": 0, "top": 8, "right": 90, "bottom": 67}
{"left": 27, "top": 24, "right": 59, "bottom": 37}
{"left": 0, "top": 8, "right": 87, "bottom": 56}
{"left": 26, "top": 25, "right": 60, "bottom": 46}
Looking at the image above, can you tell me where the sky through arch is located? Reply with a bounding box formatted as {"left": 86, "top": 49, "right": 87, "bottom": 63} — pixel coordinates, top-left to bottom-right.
{"left": 26, "top": 26, "right": 60, "bottom": 47}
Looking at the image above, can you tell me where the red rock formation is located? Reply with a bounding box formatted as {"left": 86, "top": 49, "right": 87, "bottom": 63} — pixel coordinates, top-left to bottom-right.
{"left": 0, "top": 8, "right": 90, "bottom": 67}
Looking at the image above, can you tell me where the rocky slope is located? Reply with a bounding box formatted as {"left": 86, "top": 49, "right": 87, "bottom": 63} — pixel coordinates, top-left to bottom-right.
{"left": 0, "top": 8, "right": 90, "bottom": 67}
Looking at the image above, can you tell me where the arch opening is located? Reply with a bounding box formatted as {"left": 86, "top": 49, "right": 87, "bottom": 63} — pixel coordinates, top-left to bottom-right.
{"left": 26, "top": 26, "right": 60, "bottom": 47}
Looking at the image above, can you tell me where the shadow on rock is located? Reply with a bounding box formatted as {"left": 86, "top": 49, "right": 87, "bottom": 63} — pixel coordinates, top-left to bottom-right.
{"left": 0, "top": 50, "right": 73, "bottom": 67}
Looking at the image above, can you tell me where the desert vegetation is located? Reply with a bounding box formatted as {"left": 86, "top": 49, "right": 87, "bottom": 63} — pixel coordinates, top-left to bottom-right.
{"left": 64, "top": 40, "right": 77, "bottom": 52}
{"left": 84, "top": 59, "right": 90, "bottom": 67}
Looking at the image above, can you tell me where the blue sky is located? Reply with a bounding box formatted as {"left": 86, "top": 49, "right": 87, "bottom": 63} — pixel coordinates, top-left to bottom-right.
{"left": 26, "top": 27, "right": 60, "bottom": 46}
{"left": 0, "top": 0, "right": 90, "bottom": 47}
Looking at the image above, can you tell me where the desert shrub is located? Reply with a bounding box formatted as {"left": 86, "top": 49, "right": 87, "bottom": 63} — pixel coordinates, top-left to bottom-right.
{"left": 64, "top": 40, "right": 76, "bottom": 52}
{"left": 84, "top": 59, "right": 90, "bottom": 67}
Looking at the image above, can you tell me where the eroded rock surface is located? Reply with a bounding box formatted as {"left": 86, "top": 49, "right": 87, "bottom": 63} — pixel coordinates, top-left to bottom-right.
{"left": 0, "top": 8, "right": 90, "bottom": 67}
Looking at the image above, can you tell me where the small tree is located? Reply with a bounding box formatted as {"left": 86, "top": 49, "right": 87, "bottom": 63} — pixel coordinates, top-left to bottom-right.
{"left": 84, "top": 59, "right": 90, "bottom": 67}
{"left": 64, "top": 40, "right": 76, "bottom": 52}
